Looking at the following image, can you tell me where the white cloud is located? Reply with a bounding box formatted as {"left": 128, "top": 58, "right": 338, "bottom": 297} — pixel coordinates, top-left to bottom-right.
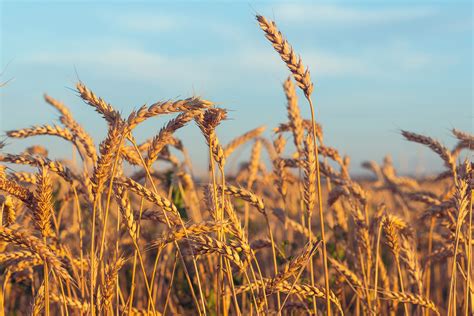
{"left": 102, "top": 12, "right": 180, "bottom": 32}
{"left": 272, "top": 4, "right": 437, "bottom": 25}
{"left": 22, "top": 45, "right": 374, "bottom": 82}
{"left": 20, "top": 37, "right": 442, "bottom": 91}
{"left": 22, "top": 47, "right": 216, "bottom": 86}
{"left": 57, "top": 5, "right": 441, "bottom": 83}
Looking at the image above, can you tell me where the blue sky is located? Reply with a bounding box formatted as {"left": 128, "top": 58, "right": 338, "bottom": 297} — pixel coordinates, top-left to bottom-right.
{"left": 0, "top": 0, "right": 472, "bottom": 176}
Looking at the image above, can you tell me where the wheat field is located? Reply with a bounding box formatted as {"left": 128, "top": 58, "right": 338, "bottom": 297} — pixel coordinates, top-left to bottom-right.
{"left": 0, "top": 14, "right": 472, "bottom": 316}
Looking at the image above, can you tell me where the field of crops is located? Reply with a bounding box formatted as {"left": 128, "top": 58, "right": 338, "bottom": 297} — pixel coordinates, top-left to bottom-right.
{"left": 0, "top": 14, "right": 472, "bottom": 316}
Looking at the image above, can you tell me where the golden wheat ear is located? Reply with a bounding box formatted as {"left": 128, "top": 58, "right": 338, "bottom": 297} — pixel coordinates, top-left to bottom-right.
{"left": 256, "top": 15, "right": 314, "bottom": 98}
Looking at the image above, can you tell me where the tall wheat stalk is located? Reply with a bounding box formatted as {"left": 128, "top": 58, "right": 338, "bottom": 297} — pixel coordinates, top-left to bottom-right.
{"left": 257, "top": 14, "right": 331, "bottom": 315}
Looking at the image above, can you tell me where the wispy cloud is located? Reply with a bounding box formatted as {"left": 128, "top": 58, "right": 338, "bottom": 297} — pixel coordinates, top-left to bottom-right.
{"left": 101, "top": 11, "right": 181, "bottom": 32}
{"left": 388, "top": 42, "right": 434, "bottom": 70}
{"left": 21, "top": 40, "right": 441, "bottom": 90}
{"left": 100, "top": 10, "right": 250, "bottom": 44}
{"left": 22, "top": 47, "right": 215, "bottom": 85}
{"left": 272, "top": 4, "right": 437, "bottom": 26}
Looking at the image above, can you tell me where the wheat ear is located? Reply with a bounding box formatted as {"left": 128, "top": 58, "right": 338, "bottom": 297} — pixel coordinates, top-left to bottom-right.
{"left": 224, "top": 126, "right": 266, "bottom": 158}
{"left": 0, "top": 226, "right": 70, "bottom": 280}
{"left": 256, "top": 15, "right": 313, "bottom": 98}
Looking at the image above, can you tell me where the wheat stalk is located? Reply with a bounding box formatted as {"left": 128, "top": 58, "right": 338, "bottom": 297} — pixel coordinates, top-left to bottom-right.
{"left": 224, "top": 126, "right": 266, "bottom": 158}
{"left": 76, "top": 82, "right": 121, "bottom": 124}
{"left": 256, "top": 15, "right": 313, "bottom": 98}
{"left": 218, "top": 184, "right": 265, "bottom": 214}
{"left": 116, "top": 177, "right": 180, "bottom": 223}
{"left": 33, "top": 167, "right": 54, "bottom": 237}
{"left": 187, "top": 234, "right": 244, "bottom": 269}
{"left": 153, "top": 220, "right": 227, "bottom": 249}
{"left": 127, "top": 97, "right": 213, "bottom": 129}
{"left": 401, "top": 130, "right": 455, "bottom": 173}
{"left": 380, "top": 290, "right": 439, "bottom": 315}
{"left": 0, "top": 226, "right": 70, "bottom": 280}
